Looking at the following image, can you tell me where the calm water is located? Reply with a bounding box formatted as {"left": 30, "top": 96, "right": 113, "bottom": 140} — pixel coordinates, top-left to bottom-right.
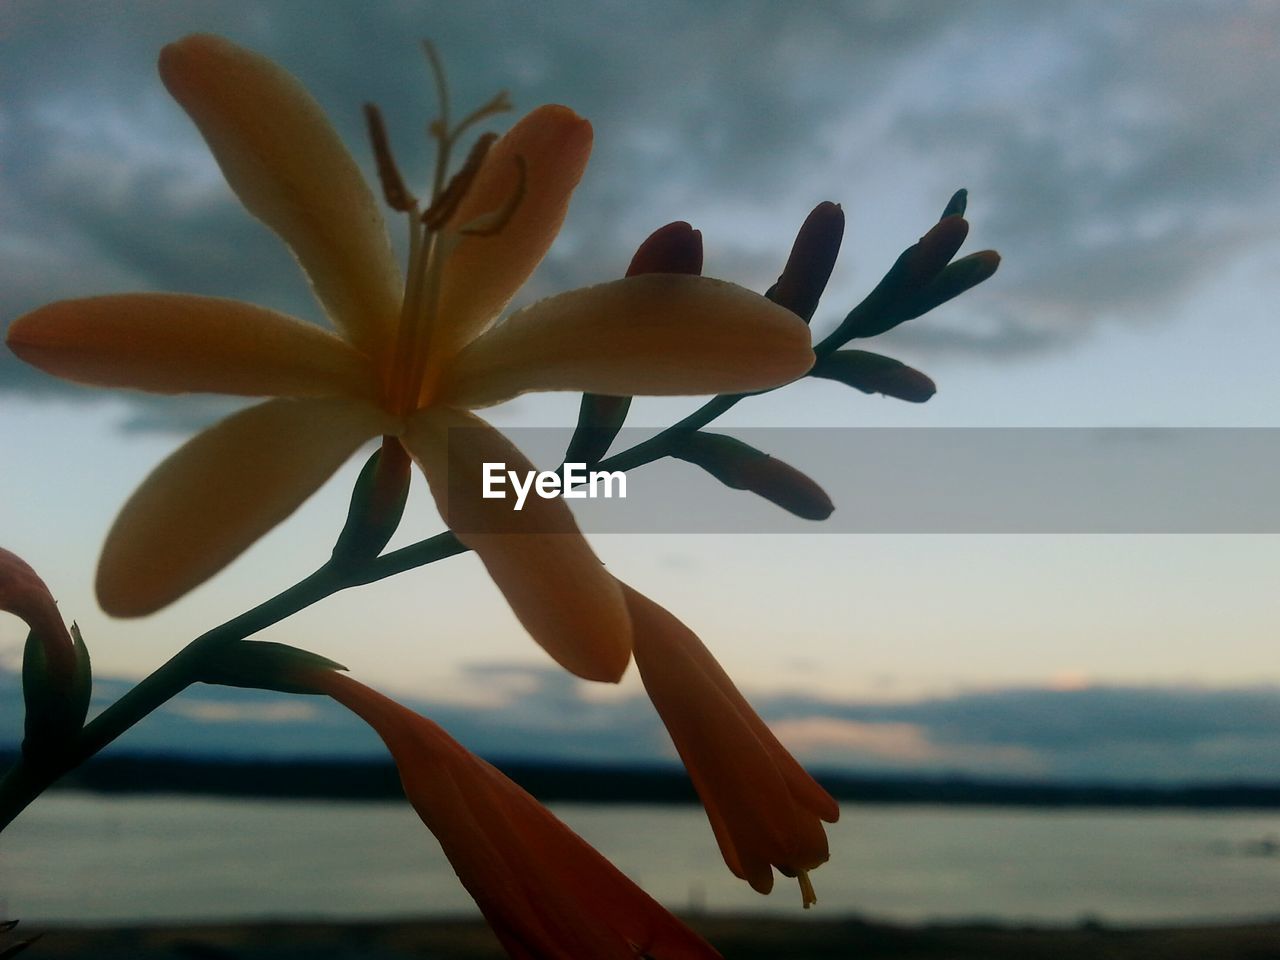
{"left": 2, "top": 793, "right": 1278, "bottom": 925}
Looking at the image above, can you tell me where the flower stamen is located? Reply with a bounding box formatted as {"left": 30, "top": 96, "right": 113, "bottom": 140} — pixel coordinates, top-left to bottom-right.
{"left": 798, "top": 869, "right": 817, "bottom": 909}
{"left": 363, "top": 103, "right": 416, "bottom": 213}
{"left": 422, "top": 131, "right": 498, "bottom": 229}
{"left": 459, "top": 155, "right": 527, "bottom": 237}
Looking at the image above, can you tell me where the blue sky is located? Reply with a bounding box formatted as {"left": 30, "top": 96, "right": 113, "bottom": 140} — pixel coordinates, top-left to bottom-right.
{"left": 1, "top": 2, "right": 1278, "bottom": 778}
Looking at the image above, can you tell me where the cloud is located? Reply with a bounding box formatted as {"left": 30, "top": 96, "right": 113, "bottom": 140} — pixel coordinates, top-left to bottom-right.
{"left": 4, "top": 660, "right": 1275, "bottom": 782}
{"left": 12, "top": 2, "right": 1276, "bottom": 426}
{"left": 880, "top": 2, "right": 1280, "bottom": 355}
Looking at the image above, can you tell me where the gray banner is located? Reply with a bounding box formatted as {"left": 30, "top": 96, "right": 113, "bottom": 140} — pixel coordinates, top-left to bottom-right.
{"left": 442, "top": 428, "right": 1280, "bottom": 534}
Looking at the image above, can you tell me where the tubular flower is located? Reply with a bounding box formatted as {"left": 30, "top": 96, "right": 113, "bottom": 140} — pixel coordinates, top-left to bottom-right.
{"left": 5, "top": 35, "right": 814, "bottom": 681}
{"left": 623, "top": 584, "right": 840, "bottom": 906}
{"left": 0, "top": 548, "right": 76, "bottom": 688}
{"left": 317, "top": 671, "right": 722, "bottom": 960}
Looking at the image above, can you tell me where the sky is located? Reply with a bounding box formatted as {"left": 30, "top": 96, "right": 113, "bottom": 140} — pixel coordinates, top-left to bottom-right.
{"left": 1, "top": 1, "right": 1278, "bottom": 780}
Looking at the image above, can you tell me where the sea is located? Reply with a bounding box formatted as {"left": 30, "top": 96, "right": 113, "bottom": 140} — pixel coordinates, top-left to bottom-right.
{"left": 2, "top": 793, "right": 1278, "bottom": 926}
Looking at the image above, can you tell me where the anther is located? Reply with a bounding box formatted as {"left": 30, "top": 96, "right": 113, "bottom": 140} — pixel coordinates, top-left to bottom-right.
{"left": 459, "top": 155, "right": 527, "bottom": 237}
{"left": 363, "top": 103, "right": 416, "bottom": 212}
{"left": 422, "top": 132, "right": 498, "bottom": 229}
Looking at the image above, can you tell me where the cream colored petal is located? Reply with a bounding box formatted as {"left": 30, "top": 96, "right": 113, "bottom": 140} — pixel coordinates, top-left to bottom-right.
{"left": 403, "top": 407, "right": 630, "bottom": 682}
{"left": 97, "top": 397, "right": 390, "bottom": 616}
{"left": 159, "top": 34, "right": 401, "bottom": 360}
{"left": 434, "top": 105, "right": 593, "bottom": 357}
{"left": 7, "top": 295, "right": 374, "bottom": 398}
{"left": 438, "top": 275, "right": 815, "bottom": 409}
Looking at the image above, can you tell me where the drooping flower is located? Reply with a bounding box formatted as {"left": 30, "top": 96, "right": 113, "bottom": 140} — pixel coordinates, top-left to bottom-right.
{"left": 5, "top": 35, "right": 814, "bottom": 681}
{"left": 623, "top": 584, "right": 839, "bottom": 906}
{"left": 315, "top": 670, "right": 723, "bottom": 959}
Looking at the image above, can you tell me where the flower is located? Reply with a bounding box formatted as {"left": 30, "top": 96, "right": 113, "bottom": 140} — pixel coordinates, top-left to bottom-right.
{"left": 316, "top": 670, "right": 723, "bottom": 959}
{"left": 5, "top": 35, "right": 814, "bottom": 681}
{"left": 623, "top": 584, "right": 839, "bottom": 906}
{"left": 0, "top": 548, "right": 75, "bottom": 689}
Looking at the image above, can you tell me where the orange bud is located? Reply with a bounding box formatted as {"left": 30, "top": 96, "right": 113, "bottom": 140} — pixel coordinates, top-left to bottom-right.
{"left": 624, "top": 585, "right": 838, "bottom": 906}
{"left": 315, "top": 672, "right": 723, "bottom": 958}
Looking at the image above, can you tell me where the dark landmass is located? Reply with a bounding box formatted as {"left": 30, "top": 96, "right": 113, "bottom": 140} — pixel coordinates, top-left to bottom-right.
{"left": 5, "top": 750, "right": 1280, "bottom": 808}
{"left": 11, "top": 916, "right": 1280, "bottom": 960}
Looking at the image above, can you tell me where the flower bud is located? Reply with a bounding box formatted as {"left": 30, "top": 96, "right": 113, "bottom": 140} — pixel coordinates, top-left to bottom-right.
{"left": 23, "top": 622, "right": 91, "bottom": 760}
{"left": 331, "top": 437, "right": 411, "bottom": 562}
{"left": 766, "top": 202, "right": 844, "bottom": 324}
{"left": 200, "top": 640, "right": 346, "bottom": 696}
{"left": 564, "top": 221, "right": 705, "bottom": 467}
{"left": 940, "top": 187, "right": 968, "bottom": 220}
{"left": 670, "top": 432, "right": 833, "bottom": 520}
{"left": 812, "top": 350, "right": 936, "bottom": 403}
{"left": 897, "top": 249, "right": 1001, "bottom": 322}
{"left": 2, "top": 548, "right": 90, "bottom": 758}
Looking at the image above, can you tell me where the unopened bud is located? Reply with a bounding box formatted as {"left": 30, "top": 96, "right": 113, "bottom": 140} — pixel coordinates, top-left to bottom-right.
{"left": 626, "top": 221, "right": 704, "bottom": 277}
{"left": 22, "top": 622, "right": 91, "bottom": 762}
{"left": 670, "top": 432, "right": 834, "bottom": 521}
{"left": 898, "top": 250, "right": 1001, "bottom": 322}
{"left": 564, "top": 222, "right": 705, "bottom": 467}
{"left": 331, "top": 438, "right": 411, "bottom": 563}
{"left": 812, "top": 350, "right": 936, "bottom": 403}
{"left": 940, "top": 188, "right": 968, "bottom": 220}
{"left": 834, "top": 215, "right": 977, "bottom": 341}
{"left": 565, "top": 394, "right": 631, "bottom": 468}
{"left": 767, "top": 202, "right": 844, "bottom": 324}
{"left": 200, "top": 640, "right": 347, "bottom": 696}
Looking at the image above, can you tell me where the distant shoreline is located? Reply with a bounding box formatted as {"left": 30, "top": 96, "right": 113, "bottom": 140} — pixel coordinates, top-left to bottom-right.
{"left": 7, "top": 751, "right": 1280, "bottom": 809}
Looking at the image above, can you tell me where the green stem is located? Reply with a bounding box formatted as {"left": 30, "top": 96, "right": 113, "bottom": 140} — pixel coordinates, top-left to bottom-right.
{"left": 0, "top": 383, "right": 772, "bottom": 832}
{"left": 0, "top": 564, "right": 347, "bottom": 831}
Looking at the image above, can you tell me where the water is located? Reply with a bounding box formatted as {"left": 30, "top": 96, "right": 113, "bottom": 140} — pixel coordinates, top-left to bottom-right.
{"left": 2, "top": 793, "right": 1277, "bottom": 925}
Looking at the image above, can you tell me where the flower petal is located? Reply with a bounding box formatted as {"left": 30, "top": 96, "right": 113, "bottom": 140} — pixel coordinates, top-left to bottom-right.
{"left": 158, "top": 34, "right": 401, "bottom": 360}
{"left": 402, "top": 407, "right": 630, "bottom": 682}
{"left": 438, "top": 275, "right": 816, "bottom": 409}
{"left": 98, "top": 397, "right": 390, "bottom": 616}
{"left": 435, "top": 105, "right": 593, "bottom": 356}
{"left": 7, "top": 295, "right": 374, "bottom": 398}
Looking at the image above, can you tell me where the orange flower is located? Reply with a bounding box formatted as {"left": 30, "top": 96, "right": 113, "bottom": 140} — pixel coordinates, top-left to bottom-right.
{"left": 316, "top": 671, "right": 722, "bottom": 959}
{"left": 6, "top": 35, "right": 813, "bottom": 682}
{"left": 0, "top": 547, "right": 75, "bottom": 689}
{"left": 623, "top": 584, "right": 839, "bottom": 906}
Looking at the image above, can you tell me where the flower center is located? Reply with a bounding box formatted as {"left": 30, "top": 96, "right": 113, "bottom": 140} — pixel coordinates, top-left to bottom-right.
{"left": 364, "top": 42, "right": 524, "bottom": 417}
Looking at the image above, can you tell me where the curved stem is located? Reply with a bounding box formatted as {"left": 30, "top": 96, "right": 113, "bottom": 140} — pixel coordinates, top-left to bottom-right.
{"left": 0, "top": 564, "right": 347, "bottom": 831}
{"left": 0, "top": 383, "right": 770, "bottom": 832}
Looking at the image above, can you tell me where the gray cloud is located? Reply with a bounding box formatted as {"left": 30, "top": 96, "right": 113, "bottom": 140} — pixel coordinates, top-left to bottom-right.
{"left": 3, "top": 1, "right": 1278, "bottom": 423}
